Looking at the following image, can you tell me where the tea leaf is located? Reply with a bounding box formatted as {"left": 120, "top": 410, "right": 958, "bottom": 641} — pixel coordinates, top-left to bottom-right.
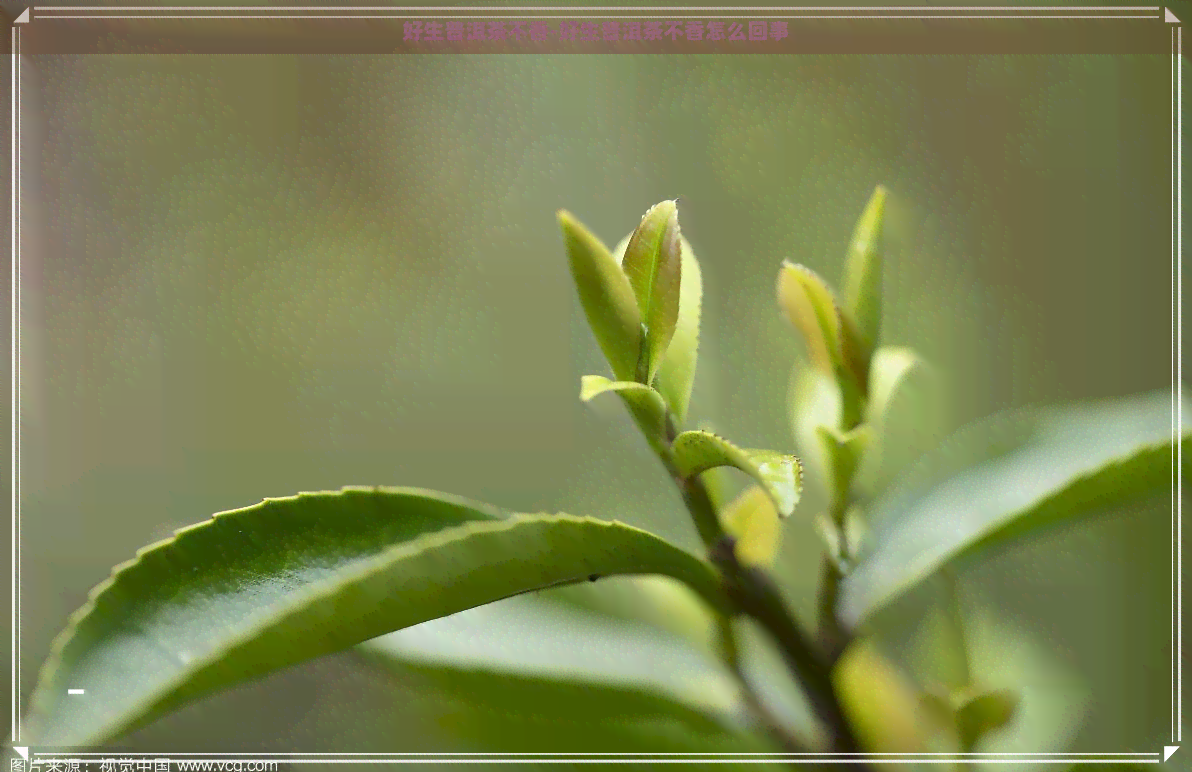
{"left": 615, "top": 231, "right": 702, "bottom": 422}
{"left": 621, "top": 200, "right": 683, "bottom": 383}
{"left": 354, "top": 654, "right": 777, "bottom": 754}
{"left": 789, "top": 366, "right": 843, "bottom": 500}
{"left": 813, "top": 512, "right": 847, "bottom": 573}
{"left": 857, "top": 347, "right": 947, "bottom": 499}
{"left": 815, "top": 424, "right": 873, "bottom": 505}
{"left": 839, "top": 389, "right": 1191, "bottom": 629}
{"left": 558, "top": 210, "right": 642, "bottom": 382}
{"left": 23, "top": 488, "right": 726, "bottom": 746}
{"left": 832, "top": 639, "right": 948, "bottom": 754}
{"left": 671, "top": 430, "right": 804, "bottom": 518}
{"left": 543, "top": 576, "right": 719, "bottom": 660}
{"left": 955, "top": 689, "right": 1020, "bottom": 750}
{"left": 840, "top": 185, "right": 888, "bottom": 352}
{"left": 580, "top": 375, "right": 669, "bottom": 440}
{"left": 720, "top": 486, "right": 783, "bottom": 569}
{"left": 777, "top": 262, "right": 841, "bottom": 376}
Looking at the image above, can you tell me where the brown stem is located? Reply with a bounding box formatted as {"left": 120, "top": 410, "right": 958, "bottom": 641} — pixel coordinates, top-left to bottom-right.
{"left": 680, "top": 476, "right": 863, "bottom": 760}
{"left": 717, "top": 615, "right": 810, "bottom": 759}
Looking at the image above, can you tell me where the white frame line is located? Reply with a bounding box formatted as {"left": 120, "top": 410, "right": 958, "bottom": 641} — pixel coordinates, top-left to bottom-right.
{"left": 1177, "top": 20, "right": 1184, "bottom": 746}
{"left": 7, "top": 1, "right": 1184, "bottom": 761}
{"left": 27, "top": 6, "right": 1169, "bottom": 11}
{"left": 8, "top": 19, "right": 17, "bottom": 749}
{"left": 32, "top": 13, "right": 1165, "bottom": 20}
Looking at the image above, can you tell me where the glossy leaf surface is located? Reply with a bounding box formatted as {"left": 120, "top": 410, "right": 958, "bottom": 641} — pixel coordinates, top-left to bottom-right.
{"left": 24, "top": 488, "right": 726, "bottom": 746}
{"left": 839, "top": 390, "right": 1191, "bottom": 629}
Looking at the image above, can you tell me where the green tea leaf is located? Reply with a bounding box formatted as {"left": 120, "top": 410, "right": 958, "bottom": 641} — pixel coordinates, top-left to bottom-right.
{"left": 777, "top": 262, "right": 841, "bottom": 377}
{"left": 839, "top": 389, "right": 1191, "bottom": 629}
{"left": 815, "top": 424, "right": 872, "bottom": 505}
{"left": 832, "top": 639, "right": 952, "bottom": 755}
{"left": 558, "top": 210, "right": 643, "bottom": 382}
{"left": 542, "top": 576, "right": 719, "bottom": 660}
{"left": 580, "top": 375, "right": 669, "bottom": 441}
{"left": 615, "top": 231, "right": 703, "bottom": 422}
{"left": 778, "top": 262, "right": 867, "bottom": 407}
{"left": 857, "top": 347, "right": 947, "bottom": 499}
{"left": 813, "top": 512, "right": 846, "bottom": 573}
{"left": 840, "top": 185, "right": 888, "bottom": 353}
{"left": 621, "top": 200, "right": 683, "bottom": 383}
{"left": 700, "top": 465, "right": 736, "bottom": 513}
{"left": 656, "top": 236, "right": 702, "bottom": 422}
{"left": 720, "top": 486, "right": 782, "bottom": 569}
{"left": 671, "top": 430, "right": 804, "bottom": 518}
{"left": 355, "top": 654, "right": 777, "bottom": 754}
{"left": 23, "top": 488, "right": 727, "bottom": 746}
{"left": 789, "top": 366, "right": 843, "bottom": 500}
{"left": 363, "top": 588, "right": 731, "bottom": 713}
{"left": 955, "top": 689, "right": 1019, "bottom": 750}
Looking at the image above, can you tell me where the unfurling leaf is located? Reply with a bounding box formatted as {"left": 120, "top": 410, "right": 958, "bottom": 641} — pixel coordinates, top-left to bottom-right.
{"left": 815, "top": 424, "right": 873, "bottom": 505}
{"left": 558, "top": 210, "right": 642, "bottom": 382}
{"left": 857, "top": 347, "right": 946, "bottom": 499}
{"left": 580, "top": 375, "right": 669, "bottom": 443}
{"left": 777, "top": 262, "right": 841, "bottom": 376}
{"left": 671, "top": 430, "right": 803, "bottom": 518}
{"left": 955, "top": 689, "right": 1020, "bottom": 750}
{"left": 720, "top": 486, "right": 782, "bottom": 569}
{"left": 622, "top": 200, "right": 683, "bottom": 383}
{"left": 840, "top": 185, "right": 888, "bottom": 353}
{"left": 778, "top": 262, "right": 867, "bottom": 413}
{"left": 615, "top": 231, "right": 702, "bottom": 422}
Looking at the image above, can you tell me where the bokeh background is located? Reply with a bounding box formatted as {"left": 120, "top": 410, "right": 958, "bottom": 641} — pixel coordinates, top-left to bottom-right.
{"left": 1, "top": 0, "right": 1190, "bottom": 761}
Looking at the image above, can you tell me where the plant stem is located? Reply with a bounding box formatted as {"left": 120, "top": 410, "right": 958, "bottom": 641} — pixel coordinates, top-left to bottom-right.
{"left": 816, "top": 501, "right": 849, "bottom": 664}
{"left": 817, "top": 559, "right": 846, "bottom": 663}
{"left": 716, "top": 614, "right": 810, "bottom": 759}
{"left": 679, "top": 472, "right": 862, "bottom": 759}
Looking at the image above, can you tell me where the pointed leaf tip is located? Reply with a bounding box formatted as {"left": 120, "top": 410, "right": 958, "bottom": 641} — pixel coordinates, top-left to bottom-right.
{"left": 558, "top": 210, "right": 643, "bottom": 382}
{"left": 623, "top": 201, "right": 683, "bottom": 384}
{"left": 777, "top": 262, "right": 842, "bottom": 376}
{"left": 841, "top": 186, "right": 888, "bottom": 354}
{"left": 672, "top": 430, "right": 803, "bottom": 518}
{"left": 615, "top": 231, "right": 702, "bottom": 423}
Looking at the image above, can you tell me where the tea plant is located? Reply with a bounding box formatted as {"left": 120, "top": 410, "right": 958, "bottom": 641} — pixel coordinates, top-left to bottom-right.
{"left": 20, "top": 191, "right": 1186, "bottom": 763}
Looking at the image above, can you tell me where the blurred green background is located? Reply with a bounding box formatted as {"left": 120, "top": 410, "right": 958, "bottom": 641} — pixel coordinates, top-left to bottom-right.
{"left": 2, "top": 0, "right": 1189, "bottom": 759}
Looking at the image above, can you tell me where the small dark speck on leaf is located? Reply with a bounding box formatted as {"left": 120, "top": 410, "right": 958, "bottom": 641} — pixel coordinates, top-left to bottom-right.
{"left": 588, "top": 574, "right": 601, "bottom": 582}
